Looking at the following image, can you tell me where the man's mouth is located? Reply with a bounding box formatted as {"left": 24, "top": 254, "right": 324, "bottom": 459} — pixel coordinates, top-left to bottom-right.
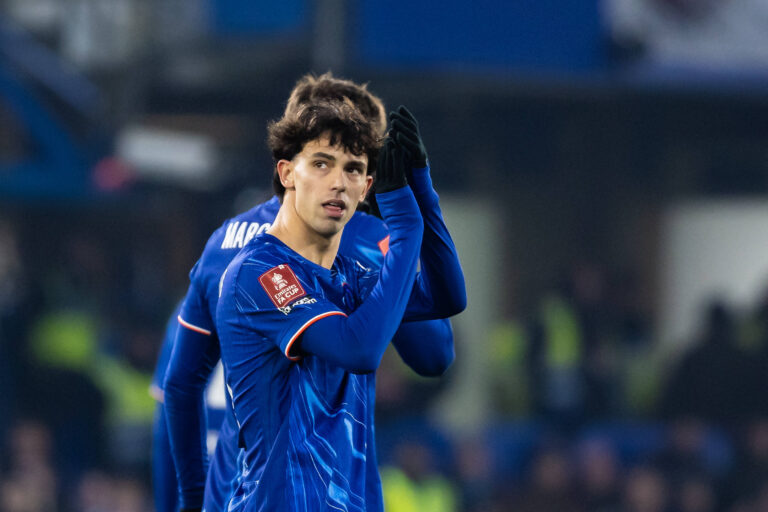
{"left": 322, "top": 199, "right": 346, "bottom": 218}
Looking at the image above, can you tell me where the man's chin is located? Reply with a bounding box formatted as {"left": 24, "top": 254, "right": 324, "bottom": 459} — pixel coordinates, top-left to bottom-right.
{"left": 314, "top": 220, "right": 345, "bottom": 238}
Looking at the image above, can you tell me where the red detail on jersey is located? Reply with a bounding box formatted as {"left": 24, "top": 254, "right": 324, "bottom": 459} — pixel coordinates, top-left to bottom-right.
{"left": 377, "top": 235, "right": 390, "bottom": 256}
{"left": 259, "top": 264, "right": 307, "bottom": 308}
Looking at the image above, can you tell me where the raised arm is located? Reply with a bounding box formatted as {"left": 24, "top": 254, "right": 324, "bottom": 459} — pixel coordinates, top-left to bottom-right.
{"left": 390, "top": 106, "right": 467, "bottom": 320}
{"left": 297, "top": 140, "right": 423, "bottom": 372}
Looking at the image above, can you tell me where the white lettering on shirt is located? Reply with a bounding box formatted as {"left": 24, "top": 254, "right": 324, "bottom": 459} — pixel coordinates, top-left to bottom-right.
{"left": 221, "top": 221, "right": 273, "bottom": 249}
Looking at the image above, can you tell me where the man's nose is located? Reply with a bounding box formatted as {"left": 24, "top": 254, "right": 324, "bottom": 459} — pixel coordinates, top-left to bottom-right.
{"left": 329, "top": 167, "right": 346, "bottom": 190}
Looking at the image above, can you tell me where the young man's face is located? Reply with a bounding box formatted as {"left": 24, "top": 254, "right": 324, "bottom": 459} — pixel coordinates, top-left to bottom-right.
{"left": 278, "top": 134, "right": 373, "bottom": 238}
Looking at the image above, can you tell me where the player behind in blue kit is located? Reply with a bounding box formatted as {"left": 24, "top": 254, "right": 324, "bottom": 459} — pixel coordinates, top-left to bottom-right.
{"left": 151, "top": 301, "right": 229, "bottom": 512}
{"left": 151, "top": 303, "right": 183, "bottom": 512}
{"left": 157, "top": 74, "right": 464, "bottom": 512}
{"left": 216, "top": 100, "right": 465, "bottom": 510}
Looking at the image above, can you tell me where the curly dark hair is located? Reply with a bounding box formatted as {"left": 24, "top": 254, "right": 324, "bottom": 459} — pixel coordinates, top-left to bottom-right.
{"left": 284, "top": 72, "right": 387, "bottom": 137}
{"left": 267, "top": 101, "right": 382, "bottom": 200}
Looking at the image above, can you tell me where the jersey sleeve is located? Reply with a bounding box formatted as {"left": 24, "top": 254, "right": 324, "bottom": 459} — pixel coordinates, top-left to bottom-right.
{"left": 164, "top": 282, "right": 221, "bottom": 509}
{"left": 177, "top": 261, "right": 214, "bottom": 336}
{"left": 163, "top": 260, "right": 220, "bottom": 509}
{"left": 352, "top": 170, "right": 465, "bottom": 323}
{"left": 150, "top": 302, "right": 184, "bottom": 399}
{"left": 229, "top": 260, "right": 348, "bottom": 361}
{"left": 392, "top": 318, "right": 455, "bottom": 376}
{"left": 400, "top": 166, "right": 467, "bottom": 321}
{"left": 294, "top": 187, "right": 424, "bottom": 373}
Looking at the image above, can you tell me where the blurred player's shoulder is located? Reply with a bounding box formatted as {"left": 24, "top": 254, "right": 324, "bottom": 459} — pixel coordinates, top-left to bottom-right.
{"left": 192, "top": 196, "right": 281, "bottom": 286}
{"left": 347, "top": 208, "right": 387, "bottom": 236}
{"left": 217, "top": 196, "right": 281, "bottom": 251}
{"left": 341, "top": 210, "right": 390, "bottom": 270}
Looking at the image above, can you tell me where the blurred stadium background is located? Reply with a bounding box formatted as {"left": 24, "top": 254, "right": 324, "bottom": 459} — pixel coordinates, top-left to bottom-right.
{"left": 2, "top": 0, "right": 768, "bottom": 510}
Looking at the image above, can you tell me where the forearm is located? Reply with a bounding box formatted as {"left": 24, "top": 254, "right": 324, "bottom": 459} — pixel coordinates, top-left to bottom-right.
{"left": 393, "top": 318, "right": 455, "bottom": 376}
{"left": 409, "top": 166, "right": 467, "bottom": 317}
{"left": 388, "top": 106, "right": 465, "bottom": 318}
{"left": 299, "top": 187, "right": 423, "bottom": 372}
{"left": 163, "top": 327, "right": 220, "bottom": 509}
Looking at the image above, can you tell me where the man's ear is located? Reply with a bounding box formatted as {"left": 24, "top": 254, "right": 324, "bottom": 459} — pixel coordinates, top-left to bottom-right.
{"left": 360, "top": 175, "right": 373, "bottom": 202}
{"left": 276, "top": 159, "right": 294, "bottom": 190}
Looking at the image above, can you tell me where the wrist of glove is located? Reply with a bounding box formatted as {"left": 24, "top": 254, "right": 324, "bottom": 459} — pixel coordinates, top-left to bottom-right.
{"left": 389, "top": 105, "right": 428, "bottom": 170}
{"left": 374, "top": 138, "right": 408, "bottom": 194}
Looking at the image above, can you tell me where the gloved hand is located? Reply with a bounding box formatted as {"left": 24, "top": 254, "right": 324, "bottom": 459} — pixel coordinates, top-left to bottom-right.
{"left": 389, "top": 105, "right": 428, "bottom": 169}
{"left": 374, "top": 138, "right": 408, "bottom": 193}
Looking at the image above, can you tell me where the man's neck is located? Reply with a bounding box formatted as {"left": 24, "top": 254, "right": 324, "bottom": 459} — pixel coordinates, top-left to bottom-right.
{"left": 267, "top": 202, "right": 341, "bottom": 269}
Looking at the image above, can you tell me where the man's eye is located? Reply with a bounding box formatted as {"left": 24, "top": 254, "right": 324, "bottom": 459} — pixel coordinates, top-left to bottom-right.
{"left": 314, "top": 161, "right": 328, "bottom": 168}
{"left": 346, "top": 167, "right": 363, "bottom": 175}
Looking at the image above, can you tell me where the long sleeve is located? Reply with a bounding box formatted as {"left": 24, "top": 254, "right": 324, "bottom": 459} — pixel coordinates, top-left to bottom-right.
{"left": 385, "top": 165, "right": 465, "bottom": 373}
{"left": 392, "top": 319, "right": 455, "bottom": 376}
{"left": 163, "top": 286, "right": 220, "bottom": 510}
{"left": 401, "top": 166, "right": 467, "bottom": 321}
{"left": 297, "top": 186, "right": 423, "bottom": 372}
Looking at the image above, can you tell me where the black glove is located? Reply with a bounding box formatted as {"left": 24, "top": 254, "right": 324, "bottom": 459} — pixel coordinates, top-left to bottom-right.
{"left": 389, "top": 105, "right": 428, "bottom": 169}
{"left": 374, "top": 138, "right": 408, "bottom": 193}
{"left": 179, "top": 508, "right": 202, "bottom": 512}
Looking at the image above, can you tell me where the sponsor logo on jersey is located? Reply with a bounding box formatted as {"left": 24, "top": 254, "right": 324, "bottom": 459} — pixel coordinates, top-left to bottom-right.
{"left": 278, "top": 296, "right": 318, "bottom": 315}
{"left": 221, "top": 221, "right": 272, "bottom": 249}
{"left": 259, "top": 264, "right": 306, "bottom": 308}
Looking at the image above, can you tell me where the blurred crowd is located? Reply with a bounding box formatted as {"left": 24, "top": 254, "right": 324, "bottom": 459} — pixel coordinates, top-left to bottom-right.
{"left": 0, "top": 217, "right": 160, "bottom": 511}
{"left": 2, "top": 211, "right": 768, "bottom": 512}
{"left": 373, "top": 261, "right": 768, "bottom": 512}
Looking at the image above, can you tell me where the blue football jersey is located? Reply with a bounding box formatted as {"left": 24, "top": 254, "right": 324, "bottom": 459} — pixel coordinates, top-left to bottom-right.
{"left": 164, "top": 173, "right": 464, "bottom": 512}
{"left": 162, "top": 196, "right": 392, "bottom": 512}
{"left": 217, "top": 234, "right": 381, "bottom": 512}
